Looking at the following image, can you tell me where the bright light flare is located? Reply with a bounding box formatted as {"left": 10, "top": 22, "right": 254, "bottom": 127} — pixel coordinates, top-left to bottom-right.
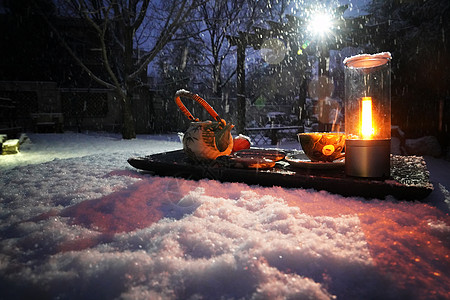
{"left": 308, "top": 12, "right": 333, "bottom": 36}
{"left": 361, "top": 97, "right": 374, "bottom": 139}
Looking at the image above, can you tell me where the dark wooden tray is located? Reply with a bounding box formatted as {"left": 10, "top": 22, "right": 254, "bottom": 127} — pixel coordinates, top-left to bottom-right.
{"left": 127, "top": 149, "right": 433, "bottom": 200}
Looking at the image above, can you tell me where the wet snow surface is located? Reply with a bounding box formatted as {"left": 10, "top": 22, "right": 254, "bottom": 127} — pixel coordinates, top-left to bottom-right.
{"left": 0, "top": 133, "right": 449, "bottom": 299}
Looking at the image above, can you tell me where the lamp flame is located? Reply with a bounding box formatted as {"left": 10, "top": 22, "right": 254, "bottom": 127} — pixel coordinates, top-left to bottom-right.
{"left": 361, "top": 97, "right": 374, "bottom": 139}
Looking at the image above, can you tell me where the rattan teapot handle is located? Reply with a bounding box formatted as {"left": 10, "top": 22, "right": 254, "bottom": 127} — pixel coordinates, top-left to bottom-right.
{"left": 174, "top": 90, "right": 225, "bottom": 125}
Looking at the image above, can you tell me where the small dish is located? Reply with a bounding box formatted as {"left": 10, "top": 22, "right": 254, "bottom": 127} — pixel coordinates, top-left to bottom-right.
{"left": 216, "top": 149, "right": 285, "bottom": 169}
{"left": 233, "top": 149, "right": 286, "bottom": 162}
{"left": 285, "top": 151, "right": 344, "bottom": 170}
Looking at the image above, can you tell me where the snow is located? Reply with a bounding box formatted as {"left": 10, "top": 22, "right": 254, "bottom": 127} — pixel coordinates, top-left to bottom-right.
{"left": 0, "top": 132, "right": 449, "bottom": 299}
{"left": 343, "top": 52, "right": 392, "bottom": 66}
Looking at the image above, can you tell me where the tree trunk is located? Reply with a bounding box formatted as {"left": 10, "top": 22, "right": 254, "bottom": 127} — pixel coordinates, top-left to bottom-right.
{"left": 121, "top": 94, "right": 136, "bottom": 139}
{"left": 121, "top": 23, "right": 137, "bottom": 140}
{"left": 236, "top": 34, "right": 246, "bottom": 134}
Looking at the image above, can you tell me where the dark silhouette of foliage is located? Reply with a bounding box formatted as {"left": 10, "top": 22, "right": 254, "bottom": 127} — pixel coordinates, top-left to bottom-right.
{"left": 369, "top": 0, "right": 450, "bottom": 140}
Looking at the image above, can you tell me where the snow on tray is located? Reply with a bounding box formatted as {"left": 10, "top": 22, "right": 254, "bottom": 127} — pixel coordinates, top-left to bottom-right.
{"left": 0, "top": 133, "right": 449, "bottom": 299}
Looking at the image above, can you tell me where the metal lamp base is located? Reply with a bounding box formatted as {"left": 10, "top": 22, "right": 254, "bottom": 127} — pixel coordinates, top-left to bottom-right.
{"left": 345, "top": 139, "right": 391, "bottom": 178}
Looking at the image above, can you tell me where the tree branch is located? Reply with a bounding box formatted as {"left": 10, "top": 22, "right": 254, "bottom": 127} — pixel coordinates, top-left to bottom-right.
{"left": 132, "top": 0, "right": 150, "bottom": 29}
{"left": 130, "top": 0, "right": 199, "bottom": 79}
{"left": 42, "top": 14, "right": 117, "bottom": 91}
{"left": 78, "top": 1, "right": 125, "bottom": 96}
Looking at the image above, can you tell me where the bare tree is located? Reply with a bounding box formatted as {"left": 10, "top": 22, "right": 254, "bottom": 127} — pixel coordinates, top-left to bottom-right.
{"left": 192, "top": 0, "right": 291, "bottom": 97}
{"left": 194, "top": 0, "right": 242, "bottom": 97}
{"left": 40, "top": 0, "right": 201, "bottom": 139}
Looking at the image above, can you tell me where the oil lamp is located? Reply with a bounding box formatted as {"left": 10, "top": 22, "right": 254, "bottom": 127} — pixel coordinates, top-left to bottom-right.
{"left": 344, "top": 52, "right": 392, "bottom": 178}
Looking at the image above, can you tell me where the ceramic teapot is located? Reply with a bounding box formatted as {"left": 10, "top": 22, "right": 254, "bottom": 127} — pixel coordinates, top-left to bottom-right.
{"left": 175, "top": 89, "right": 234, "bottom": 161}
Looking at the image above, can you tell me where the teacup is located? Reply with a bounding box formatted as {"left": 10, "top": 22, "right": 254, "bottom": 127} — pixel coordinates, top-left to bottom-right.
{"left": 298, "top": 132, "right": 345, "bottom": 162}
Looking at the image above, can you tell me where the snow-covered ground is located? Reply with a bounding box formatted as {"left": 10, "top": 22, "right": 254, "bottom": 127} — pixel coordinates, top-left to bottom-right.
{"left": 0, "top": 132, "right": 449, "bottom": 299}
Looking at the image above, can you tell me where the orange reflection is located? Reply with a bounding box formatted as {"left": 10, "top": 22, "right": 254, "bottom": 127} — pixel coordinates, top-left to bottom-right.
{"left": 285, "top": 195, "right": 450, "bottom": 299}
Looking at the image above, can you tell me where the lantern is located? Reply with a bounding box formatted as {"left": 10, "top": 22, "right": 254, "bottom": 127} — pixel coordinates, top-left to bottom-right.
{"left": 344, "top": 52, "right": 392, "bottom": 178}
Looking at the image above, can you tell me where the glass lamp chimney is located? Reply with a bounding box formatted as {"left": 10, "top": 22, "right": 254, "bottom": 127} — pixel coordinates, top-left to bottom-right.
{"left": 344, "top": 52, "right": 392, "bottom": 178}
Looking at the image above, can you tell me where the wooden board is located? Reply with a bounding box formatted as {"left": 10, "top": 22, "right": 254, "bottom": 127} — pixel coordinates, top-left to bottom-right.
{"left": 127, "top": 149, "right": 434, "bottom": 200}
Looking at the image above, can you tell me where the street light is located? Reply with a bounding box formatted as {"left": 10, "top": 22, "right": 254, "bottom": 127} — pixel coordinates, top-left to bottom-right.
{"left": 305, "top": 9, "right": 337, "bottom": 131}
{"left": 307, "top": 11, "right": 333, "bottom": 37}
{"left": 305, "top": 10, "right": 336, "bottom": 73}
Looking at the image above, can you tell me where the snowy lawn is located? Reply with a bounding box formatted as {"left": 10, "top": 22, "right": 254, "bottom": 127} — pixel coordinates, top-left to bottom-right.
{"left": 0, "top": 132, "right": 449, "bottom": 299}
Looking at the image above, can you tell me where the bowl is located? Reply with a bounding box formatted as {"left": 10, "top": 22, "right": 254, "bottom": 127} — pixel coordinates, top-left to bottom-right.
{"left": 298, "top": 132, "right": 346, "bottom": 162}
